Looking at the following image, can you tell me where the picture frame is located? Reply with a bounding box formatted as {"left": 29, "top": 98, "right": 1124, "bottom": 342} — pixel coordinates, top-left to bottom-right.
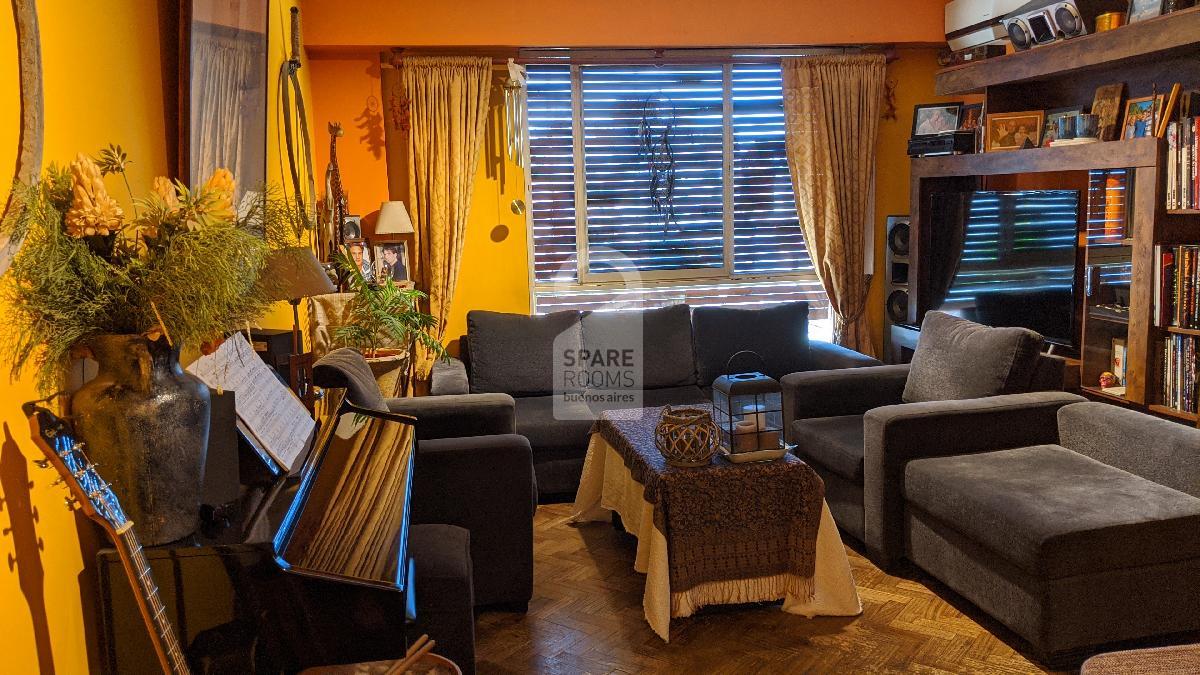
{"left": 983, "top": 110, "right": 1045, "bottom": 152}
{"left": 1121, "top": 95, "right": 1165, "bottom": 139}
{"left": 1090, "top": 83, "right": 1126, "bottom": 141}
{"left": 957, "top": 103, "right": 983, "bottom": 132}
{"left": 911, "top": 103, "right": 963, "bottom": 137}
{"left": 1127, "top": 0, "right": 1164, "bottom": 23}
{"left": 1042, "top": 107, "right": 1084, "bottom": 147}
{"left": 373, "top": 242, "right": 410, "bottom": 284}
{"left": 341, "top": 214, "right": 363, "bottom": 242}
{"left": 1111, "top": 338, "right": 1127, "bottom": 386}
{"left": 345, "top": 238, "right": 374, "bottom": 282}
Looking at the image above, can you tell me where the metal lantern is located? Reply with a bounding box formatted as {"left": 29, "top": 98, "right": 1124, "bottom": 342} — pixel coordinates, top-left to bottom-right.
{"left": 711, "top": 351, "right": 783, "bottom": 454}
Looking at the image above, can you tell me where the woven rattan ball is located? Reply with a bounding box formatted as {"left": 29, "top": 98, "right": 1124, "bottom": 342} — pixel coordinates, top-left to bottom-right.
{"left": 654, "top": 406, "right": 719, "bottom": 467}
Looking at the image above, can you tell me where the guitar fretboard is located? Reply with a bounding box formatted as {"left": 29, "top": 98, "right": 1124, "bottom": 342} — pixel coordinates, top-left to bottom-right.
{"left": 117, "top": 528, "right": 191, "bottom": 675}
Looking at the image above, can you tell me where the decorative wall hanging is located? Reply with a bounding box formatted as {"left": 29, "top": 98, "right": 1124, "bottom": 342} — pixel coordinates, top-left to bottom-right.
{"left": 503, "top": 59, "right": 527, "bottom": 168}
{"left": 0, "top": 0, "right": 44, "bottom": 276}
{"left": 638, "top": 96, "right": 678, "bottom": 230}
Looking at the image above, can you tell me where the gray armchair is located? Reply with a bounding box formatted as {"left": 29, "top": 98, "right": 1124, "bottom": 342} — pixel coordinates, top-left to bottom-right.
{"left": 783, "top": 311, "right": 1070, "bottom": 558}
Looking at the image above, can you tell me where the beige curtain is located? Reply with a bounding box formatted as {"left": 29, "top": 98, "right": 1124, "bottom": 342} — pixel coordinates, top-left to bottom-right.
{"left": 781, "top": 55, "right": 886, "bottom": 356}
{"left": 395, "top": 56, "right": 492, "bottom": 385}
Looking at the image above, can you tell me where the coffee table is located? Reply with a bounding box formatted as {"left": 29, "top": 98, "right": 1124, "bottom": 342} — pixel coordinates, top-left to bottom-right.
{"left": 572, "top": 405, "right": 862, "bottom": 641}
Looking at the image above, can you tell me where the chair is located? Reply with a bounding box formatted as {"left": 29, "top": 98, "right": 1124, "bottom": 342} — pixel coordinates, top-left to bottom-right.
{"left": 783, "top": 311, "right": 1071, "bottom": 567}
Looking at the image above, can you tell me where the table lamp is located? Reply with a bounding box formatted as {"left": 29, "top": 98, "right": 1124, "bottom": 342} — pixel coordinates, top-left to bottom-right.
{"left": 263, "top": 247, "right": 336, "bottom": 409}
{"left": 375, "top": 201, "right": 414, "bottom": 236}
{"left": 264, "top": 246, "right": 337, "bottom": 352}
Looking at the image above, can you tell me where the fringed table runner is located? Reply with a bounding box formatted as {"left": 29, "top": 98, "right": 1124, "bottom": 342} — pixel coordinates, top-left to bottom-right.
{"left": 591, "top": 405, "right": 825, "bottom": 598}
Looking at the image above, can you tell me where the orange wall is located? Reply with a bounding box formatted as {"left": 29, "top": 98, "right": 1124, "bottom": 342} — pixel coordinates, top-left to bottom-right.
{"left": 300, "top": 0, "right": 946, "bottom": 48}
{"left": 308, "top": 57, "right": 532, "bottom": 348}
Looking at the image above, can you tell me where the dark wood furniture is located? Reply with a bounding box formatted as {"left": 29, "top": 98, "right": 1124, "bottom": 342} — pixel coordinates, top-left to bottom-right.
{"left": 909, "top": 7, "right": 1200, "bottom": 427}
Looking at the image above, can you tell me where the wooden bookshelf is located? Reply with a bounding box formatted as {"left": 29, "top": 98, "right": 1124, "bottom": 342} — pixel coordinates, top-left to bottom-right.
{"left": 909, "top": 12, "right": 1200, "bottom": 427}
{"left": 935, "top": 7, "right": 1200, "bottom": 96}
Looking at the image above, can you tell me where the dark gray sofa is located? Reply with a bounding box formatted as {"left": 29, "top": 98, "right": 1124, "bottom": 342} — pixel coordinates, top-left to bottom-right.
{"left": 785, "top": 311, "right": 1070, "bottom": 548}
{"left": 894, "top": 399, "right": 1200, "bottom": 660}
{"left": 433, "top": 302, "right": 879, "bottom": 499}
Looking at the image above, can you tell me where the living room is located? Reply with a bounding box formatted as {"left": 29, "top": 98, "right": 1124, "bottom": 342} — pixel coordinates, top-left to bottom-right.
{"left": 2, "top": 1, "right": 1199, "bottom": 673}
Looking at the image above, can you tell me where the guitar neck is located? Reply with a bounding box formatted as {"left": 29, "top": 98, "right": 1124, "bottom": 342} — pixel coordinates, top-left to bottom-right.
{"left": 115, "top": 526, "right": 191, "bottom": 675}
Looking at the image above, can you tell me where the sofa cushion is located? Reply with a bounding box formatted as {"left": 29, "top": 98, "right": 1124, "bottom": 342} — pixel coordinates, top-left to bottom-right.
{"left": 467, "top": 309, "right": 582, "bottom": 396}
{"left": 581, "top": 304, "right": 697, "bottom": 390}
{"left": 902, "top": 311, "right": 1044, "bottom": 403}
{"left": 904, "top": 444, "right": 1200, "bottom": 579}
{"left": 692, "top": 302, "right": 809, "bottom": 385}
{"left": 584, "top": 384, "right": 708, "bottom": 416}
{"left": 791, "top": 415, "right": 866, "bottom": 482}
{"left": 513, "top": 395, "right": 595, "bottom": 463}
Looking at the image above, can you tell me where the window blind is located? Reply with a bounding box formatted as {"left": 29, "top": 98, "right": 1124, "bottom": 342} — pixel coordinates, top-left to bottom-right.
{"left": 526, "top": 62, "right": 826, "bottom": 315}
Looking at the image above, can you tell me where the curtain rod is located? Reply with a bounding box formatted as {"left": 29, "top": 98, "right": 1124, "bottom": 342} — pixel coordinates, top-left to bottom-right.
{"left": 382, "top": 45, "right": 900, "bottom": 67}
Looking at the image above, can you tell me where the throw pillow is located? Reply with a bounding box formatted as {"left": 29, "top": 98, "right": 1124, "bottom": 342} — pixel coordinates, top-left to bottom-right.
{"left": 902, "top": 311, "right": 1044, "bottom": 403}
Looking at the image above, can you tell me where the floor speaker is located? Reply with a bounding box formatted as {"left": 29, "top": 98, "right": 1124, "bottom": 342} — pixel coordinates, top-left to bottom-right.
{"left": 884, "top": 215, "right": 910, "bottom": 325}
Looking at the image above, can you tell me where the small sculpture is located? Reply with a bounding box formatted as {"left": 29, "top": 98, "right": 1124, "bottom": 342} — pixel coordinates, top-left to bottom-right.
{"left": 1098, "top": 371, "right": 1119, "bottom": 388}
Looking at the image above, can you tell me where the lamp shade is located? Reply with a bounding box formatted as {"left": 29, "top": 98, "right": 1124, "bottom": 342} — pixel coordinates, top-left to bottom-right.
{"left": 263, "top": 246, "right": 337, "bottom": 302}
{"left": 375, "top": 201, "right": 414, "bottom": 235}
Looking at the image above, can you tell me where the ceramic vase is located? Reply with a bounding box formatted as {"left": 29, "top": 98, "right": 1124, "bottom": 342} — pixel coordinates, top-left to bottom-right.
{"left": 71, "top": 334, "right": 210, "bottom": 545}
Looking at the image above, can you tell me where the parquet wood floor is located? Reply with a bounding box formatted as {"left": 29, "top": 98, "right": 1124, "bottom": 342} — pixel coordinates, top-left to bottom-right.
{"left": 474, "top": 504, "right": 1061, "bottom": 675}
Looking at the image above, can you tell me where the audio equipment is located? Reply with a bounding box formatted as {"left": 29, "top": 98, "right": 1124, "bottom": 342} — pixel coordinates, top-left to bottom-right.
{"left": 1001, "top": 0, "right": 1128, "bottom": 51}
{"left": 907, "top": 131, "right": 977, "bottom": 157}
{"left": 884, "top": 215, "right": 911, "bottom": 326}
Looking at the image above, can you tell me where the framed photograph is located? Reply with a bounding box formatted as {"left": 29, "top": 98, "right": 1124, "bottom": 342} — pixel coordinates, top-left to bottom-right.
{"left": 1127, "top": 0, "right": 1163, "bottom": 23}
{"left": 341, "top": 214, "right": 363, "bottom": 242}
{"left": 1042, "top": 107, "right": 1084, "bottom": 147}
{"left": 1090, "top": 83, "right": 1125, "bottom": 141}
{"left": 984, "top": 110, "right": 1044, "bottom": 152}
{"left": 1121, "top": 95, "right": 1165, "bottom": 139}
{"left": 911, "top": 103, "right": 963, "bottom": 137}
{"left": 374, "top": 242, "right": 410, "bottom": 284}
{"left": 957, "top": 103, "right": 983, "bottom": 131}
{"left": 345, "top": 238, "right": 374, "bottom": 282}
{"left": 1111, "top": 338, "right": 1127, "bottom": 386}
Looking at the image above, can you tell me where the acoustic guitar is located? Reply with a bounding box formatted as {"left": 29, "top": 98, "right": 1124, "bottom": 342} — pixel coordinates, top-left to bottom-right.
{"left": 24, "top": 402, "right": 192, "bottom": 675}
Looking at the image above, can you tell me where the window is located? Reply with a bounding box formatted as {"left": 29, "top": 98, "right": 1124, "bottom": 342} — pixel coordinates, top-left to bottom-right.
{"left": 526, "top": 61, "right": 829, "bottom": 329}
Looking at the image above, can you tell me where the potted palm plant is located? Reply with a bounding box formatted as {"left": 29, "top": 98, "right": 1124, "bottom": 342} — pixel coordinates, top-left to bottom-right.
{"left": 330, "top": 247, "right": 445, "bottom": 396}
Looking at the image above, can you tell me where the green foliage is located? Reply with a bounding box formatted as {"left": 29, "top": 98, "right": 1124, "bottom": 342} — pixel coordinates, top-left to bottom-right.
{"left": 1, "top": 150, "right": 309, "bottom": 393}
{"left": 331, "top": 247, "right": 446, "bottom": 361}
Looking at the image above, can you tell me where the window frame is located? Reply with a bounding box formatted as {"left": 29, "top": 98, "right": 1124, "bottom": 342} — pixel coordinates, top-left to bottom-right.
{"left": 531, "top": 61, "right": 821, "bottom": 295}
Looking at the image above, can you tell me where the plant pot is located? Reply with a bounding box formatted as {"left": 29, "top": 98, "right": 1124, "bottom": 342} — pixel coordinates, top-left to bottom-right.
{"left": 71, "top": 334, "right": 210, "bottom": 545}
{"left": 365, "top": 348, "right": 410, "bottom": 398}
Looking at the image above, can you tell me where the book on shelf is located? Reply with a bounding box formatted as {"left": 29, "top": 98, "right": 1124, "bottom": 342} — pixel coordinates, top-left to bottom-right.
{"left": 1165, "top": 92, "right": 1200, "bottom": 210}
{"left": 1162, "top": 333, "right": 1197, "bottom": 415}
{"left": 1154, "top": 244, "right": 1200, "bottom": 329}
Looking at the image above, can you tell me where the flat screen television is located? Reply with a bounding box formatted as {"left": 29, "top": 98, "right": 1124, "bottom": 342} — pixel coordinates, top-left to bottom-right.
{"left": 926, "top": 190, "right": 1080, "bottom": 346}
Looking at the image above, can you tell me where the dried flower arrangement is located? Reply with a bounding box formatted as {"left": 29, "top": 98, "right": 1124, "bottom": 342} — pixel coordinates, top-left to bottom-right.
{"left": 2, "top": 144, "right": 305, "bottom": 391}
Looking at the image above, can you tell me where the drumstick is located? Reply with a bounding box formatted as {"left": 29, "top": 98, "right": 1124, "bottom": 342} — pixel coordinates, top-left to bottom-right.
{"left": 404, "top": 634, "right": 429, "bottom": 659}
{"left": 385, "top": 639, "right": 436, "bottom": 675}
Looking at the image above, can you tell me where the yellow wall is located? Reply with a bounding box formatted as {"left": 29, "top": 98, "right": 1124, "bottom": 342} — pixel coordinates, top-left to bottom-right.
{"left": 0, "top": 4, "right": 171, "bottom": 672}
{"left": 0, "top": 2, "right": 311, "bottom": 672}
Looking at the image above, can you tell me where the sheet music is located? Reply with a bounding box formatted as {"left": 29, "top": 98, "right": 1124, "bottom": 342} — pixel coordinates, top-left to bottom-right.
{"left": 188, "top": 334, "right": 314, "bottom": 472}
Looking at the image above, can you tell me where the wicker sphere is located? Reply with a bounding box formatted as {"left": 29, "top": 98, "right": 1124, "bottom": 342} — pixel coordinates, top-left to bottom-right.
{"left": 655, "top": 406, "right": 719, "bottom": 467}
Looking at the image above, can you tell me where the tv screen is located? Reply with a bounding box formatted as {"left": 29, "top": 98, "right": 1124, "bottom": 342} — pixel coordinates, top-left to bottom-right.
{"left": 927, "top": 190, "right": 1079, "bottom": 346}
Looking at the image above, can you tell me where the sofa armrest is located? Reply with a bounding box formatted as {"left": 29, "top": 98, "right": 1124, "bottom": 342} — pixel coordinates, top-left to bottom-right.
{"left": 385, "top": 393, "right": 515, "bottom": 440}
{"left": 431, "top": 357, "right": 470, "bottom": 396}
{"left": 782, "top": 364, "right": 910, "bottom": 439}
{"left": 809, "top": 340, "right": 883, "bottom": 370}
{"left": 862, "top": 391, "right": 1086, "bottom": 569}
{"left": 411, "top": 434, "right": 535, "bottom": 607}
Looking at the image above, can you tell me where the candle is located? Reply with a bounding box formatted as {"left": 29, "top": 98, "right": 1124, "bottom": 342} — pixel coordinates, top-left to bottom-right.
{"left": 734, "top": 420, "right": 758, "bottom": 452}
{"left": 741, "top": 404, "right": 766, "bottom": 431}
